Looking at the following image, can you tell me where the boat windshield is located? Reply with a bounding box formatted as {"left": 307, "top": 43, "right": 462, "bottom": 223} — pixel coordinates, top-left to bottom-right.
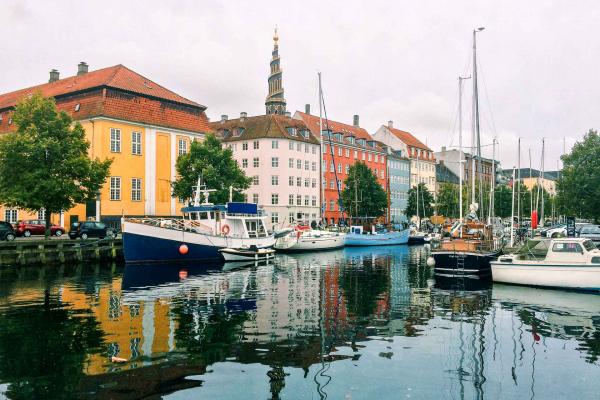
{"left": 583, "top": 240, "right": 597, "bottom": 252}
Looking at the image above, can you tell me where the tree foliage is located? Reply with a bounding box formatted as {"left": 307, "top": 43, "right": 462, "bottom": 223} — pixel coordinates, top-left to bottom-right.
{"left": 172, "top": 134, "right": 251, "bottom": 204}
{"left": 0, "top": 93, "right": 111, "bottom": 237}
{"left": 436, "top": 183, "right": 459, "bottom": 218}
{"left": 556, "top": 129, "right": 600, "bottom": 222}
{"left": 340, "top": 162, "right": 387, "bottom": 219}
{"left": 404, "top": 183, "right": 434, "bottom": 218}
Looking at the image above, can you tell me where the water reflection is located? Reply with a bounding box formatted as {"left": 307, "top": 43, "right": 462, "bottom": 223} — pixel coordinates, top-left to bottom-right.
{"left": 0, "top": 247, "right": 597, "bottom": 399}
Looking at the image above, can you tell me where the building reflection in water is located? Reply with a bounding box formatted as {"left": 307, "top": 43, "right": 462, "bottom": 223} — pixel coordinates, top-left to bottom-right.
{"left": 0, "top": 246, "right": 598, "bottom": 399}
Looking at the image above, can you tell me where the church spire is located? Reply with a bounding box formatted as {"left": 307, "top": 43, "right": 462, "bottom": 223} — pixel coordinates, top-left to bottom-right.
{"left": 265, "top": 26, "right": 286, "bottom": 115}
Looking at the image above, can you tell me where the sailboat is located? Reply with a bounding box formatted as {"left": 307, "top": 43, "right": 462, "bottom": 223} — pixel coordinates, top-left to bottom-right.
{"left": 429, "top": 28, "right": 503, "bottom": 276}
{"left": 276, "top": 73, "right": 347, "bottom": 252}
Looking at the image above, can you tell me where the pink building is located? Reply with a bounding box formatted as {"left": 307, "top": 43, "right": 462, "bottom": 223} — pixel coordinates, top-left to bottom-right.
{"left": 213, "top": 113, "right": 321, "bottom": 229}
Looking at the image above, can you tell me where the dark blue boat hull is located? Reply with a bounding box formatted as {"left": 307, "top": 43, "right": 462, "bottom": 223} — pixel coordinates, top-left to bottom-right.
{"left": 123, "top": 232, "right": 223, "bottom": 263}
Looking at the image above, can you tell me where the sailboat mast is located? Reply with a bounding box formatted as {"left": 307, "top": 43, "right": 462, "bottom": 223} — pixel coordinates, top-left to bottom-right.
{"left": 540, "top": 138, "right": 545, "bottom": 226}
{"left": 459, "top": 76, "right": 470, "bottom": 234}
{"left": 318, "top": 72, "right": 325, "bottom": 225}
{"left": 510, "top": 166, "right": 516, "bottom": 247}
{"left": 488, "top": 138, "right": 496, "bottom": 223}
{"left": 517, "top": 138, "right": 521, "bottom": 227}
{"left": 472, "top": 28, "right": 484, "bottom": 212}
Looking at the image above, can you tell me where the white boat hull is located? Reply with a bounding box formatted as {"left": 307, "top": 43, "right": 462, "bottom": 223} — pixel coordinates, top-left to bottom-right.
{"left": 491, "top": 262, "right": 600, "bottom": 290}
{"left": 274, "top": 232, "right": 346, "bottom": 252}
{"left": 220, "top": 249, "right": 275, "bottom": 262}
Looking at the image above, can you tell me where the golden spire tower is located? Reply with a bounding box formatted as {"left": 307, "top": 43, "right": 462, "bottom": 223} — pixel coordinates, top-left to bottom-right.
{"left": 265, "top": 26, "right": 286, "bottom": 115}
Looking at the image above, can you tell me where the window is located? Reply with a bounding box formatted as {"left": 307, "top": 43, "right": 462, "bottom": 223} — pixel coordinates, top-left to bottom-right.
{"left": 330, "top": 180, "right": 335, "bottom": 189}
{"left": 289, "top": 176, "right": 294, "bottom": 186}
{"left": 345, "top": 165, "right": 350, "bottom": 174}
{"left": 271, "top": 194, "right": 279, "bottom": 205}
{"left": 375, "top": 154, "right": 378, "bottom": 163}
{"left": 381, "top": 170, "right": 385, "bottom": 179}
{"left": 323, "top": 144, "right": 327, "bottom": 154}
{"left": 312, "top": 162, "right": 317, "bottom": 171}
{"left": 289, "top": 158, "right": 294, "bottom": 168}
{"left": 297, "top": 142, "right": 302, "bottom": 151}
{"left": 253, "top": 157, "right": 259, "bottom": 167}
{"left": 131, "top": 178, "right": 142, "bottom": 201}
{"left": 312, "top": 178, "right": 317, "bottom": 188}
{"left": 345, "top": 148, "right": 350, "bottom": 157}
{"left": 330, "top": 161, "right": 334, "bottom": 172}
{"left": 312, "top": 196, "right": 317, "bottom": 206}
{"left": 110, "top": 177, "right": 121, "bottom": 200}
{"left": 289, "top": 194, "right": 294, "bottom": 205}
{"left": 368, "top": 153, "right": 372, "bottom": 161}
{"left": 271, "top": 175, "right": 279, "bottom": 185}
{"left": 289, "top": 212, "right": 295, "bottom": 223}
{"left": 253, "top": 140, "right": 259, "bottom": 149}
{"left": 304, "top": 178, "right": 309, "bottom": 187}
{"left": 330, "top": 200, "right": 335, "bottom": 211}
{"left": 37, "top": 209, "right": 45, "bottom": 220}
{"left": 271, "top": 212, "right": 279, "bottom": 224}
{"left": 110, "top": 128, "right": 121, "bottom": 152}
{"left": 323, "top": 179, "right": 327, "bottom": 188}
{"left": 297, "top": 195, "right": 302, "bottom": 205}
{"left": 297, "top": 177, "right": 302, "bottom": 186}
{"left": 253, "top": 193, "right": 259, "bottom": 204}
{"left": 242, "top": 158, "right": 248, "bottom": 168}
{"left": 286, "top": 127, "right": 297, "bottom": 136}
{"left": 289, "top": 141, "right": 294, "bottom": 150}
{"left": 338, "top": 181, "right": 342, "bottom": 190}
{"left": 354, "top": 150, "right": 358, "bottom": 158}
{"left": 178, "top": 139, "right": 188, "bottom": 155}
{"left": 305, "top": 144, "right": 309, "bottom": 153}
{"left": 252, "top": 176, "right": 259, "bottom": 185}
{"left": 233, "top": 127, "right": 244, "bottom": 137}
{"left": 297, "top": 159, "right": 302, "bottom": 169}
{"left": 272, "top": 140, "right": 279, "bottom": 149}
{"left": 4, "top": 209, "right": 17, "bottom": 223}
{"left": 312, "top": 146, "right": 317, "bottom": 154}
{"left": 362, "top": 152, "right": 366, "bottom": 160}
{"left": 242, "top": 142, "right": 248, "bottom": 150}
{"left": 131, "top": 131, "right": 142, "bottom": 155}
{"left": 304, "top": 196, "right": 309, "bottom": 206}
{"left": 552, "top": 242, "right": 583, "bottom": 253}
{"left": 337, "top": 163, "right": 342, "bottom": 173}
{"left": 338, "top": 147, "right": 342, "bottom": 156}
{"left": 304, "top": 160, "right": 309, "bottom": 170}
{"left": 272, "top": 157, "right": 279, "bottom": 167}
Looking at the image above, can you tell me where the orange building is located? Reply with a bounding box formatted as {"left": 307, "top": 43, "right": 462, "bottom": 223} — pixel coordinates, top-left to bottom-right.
{"left": 0, "top": 63, "right": 211, "bottom": 229}
{"left": 295, "top": 111, "right": 388, "bottom": 225}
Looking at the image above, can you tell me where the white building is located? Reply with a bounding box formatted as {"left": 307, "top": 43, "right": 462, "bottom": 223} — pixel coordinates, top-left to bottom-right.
{"left": 373, "top": 121, "right": 437, "bottom": 194}
{"left": 214, "top": 113, "right": 321, "bottom": 230}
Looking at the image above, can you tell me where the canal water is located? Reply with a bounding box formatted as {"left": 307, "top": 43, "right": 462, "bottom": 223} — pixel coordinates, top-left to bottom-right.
{"left": 0, "top": 245, "right": 598, "bottom": 399}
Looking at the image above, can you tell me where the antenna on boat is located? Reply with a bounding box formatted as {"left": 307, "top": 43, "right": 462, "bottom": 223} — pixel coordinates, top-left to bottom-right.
{"left": 192, "top": 174, "right": 216, "bottom": 206}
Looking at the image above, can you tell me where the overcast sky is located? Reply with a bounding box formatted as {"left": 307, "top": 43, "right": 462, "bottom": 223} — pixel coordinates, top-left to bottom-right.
{"left": 1, "top": 0, "right": 598, "bottom": 170}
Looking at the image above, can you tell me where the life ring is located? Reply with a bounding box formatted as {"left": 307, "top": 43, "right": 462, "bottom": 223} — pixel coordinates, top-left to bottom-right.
{"left": 221, "top": 224, "right": 230, "bottom": 235}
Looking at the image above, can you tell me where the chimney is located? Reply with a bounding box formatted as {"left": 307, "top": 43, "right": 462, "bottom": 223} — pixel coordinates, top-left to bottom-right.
{"left": 441, "top": 146, "right": 446, "bottom": 152}
{"left": 285, "top": 111, "right": 291, "bottom": 118}
{"left": 353, "top": 114, "right": 359, "bottom": 127}
{"left": 388, "top": 120, "right": 393, "bottom": 128}
{"left": 77, "top": 62, "right": 89, "bottom": 76}
{"left": 221, "top": 114, "right": 228, "bottom": 123}
{"left": 305, "top": 104, "right": 310, "bottom": 114}
{"left": 240, "top": 112, "right": 247, "bottom": 121}
{"left": 49, "top": 69, "right": 60, "bottom": 83}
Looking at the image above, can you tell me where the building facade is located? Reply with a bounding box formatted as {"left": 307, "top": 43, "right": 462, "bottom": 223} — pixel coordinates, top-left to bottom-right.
{"left": 295, "top": 111, "right": 387, "bottom": 226}
{"left": 214, "top": 114, "right": 321, "bottom": 230}
{"left": 381, "top": 145, "right": 410, "bottom": 223}
{"left": 372, "top": 121, "right": 436, "bottom": 194}
{"left": 0, "top": 63, "right": 210, "bottom": 228}
{"left": 434, "top": 147, "right": 500, "bottom": 189}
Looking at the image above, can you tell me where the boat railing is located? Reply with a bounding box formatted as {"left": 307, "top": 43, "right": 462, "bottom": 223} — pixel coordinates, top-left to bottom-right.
{"left": 124, "top": 217, "right": 251, "bottom": 239}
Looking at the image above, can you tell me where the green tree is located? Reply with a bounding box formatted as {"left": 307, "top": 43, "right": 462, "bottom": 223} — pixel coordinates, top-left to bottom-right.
{"left": 172, "top": 134, "right": 251, "bottom": 204}
{"left": 0, "top": 93, "right": 111, "bottom": 238}
{"left": 494, "top": 185, "right": 513, "bottom": 218}
{"left": 341, "top": 162, "right": 387, "bottom": 219}
{"left": 436, "top": 183, "right": 459, "bottom": 218}
{"left": 557, "top": 129, "right": 600, "bottom": 222}
{"left": 404, "top": 183, "right": 434, "bottom": 218}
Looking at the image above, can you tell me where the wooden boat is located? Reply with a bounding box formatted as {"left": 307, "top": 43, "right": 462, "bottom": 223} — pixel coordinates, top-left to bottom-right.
{"left": 219, "top": 246, "right": 276, "bottom": 262}
{"left": 491, "top": 238, "right": 600, "bottom": 290}
{"left": 345, "top": 225, "right": 409, "bottom": 246}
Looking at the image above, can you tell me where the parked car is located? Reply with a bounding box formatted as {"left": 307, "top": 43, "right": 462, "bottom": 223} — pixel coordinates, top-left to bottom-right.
{"left": 15, "top": 219, "right": 65, "bottom": 237}
{"left": 577, "top": 224, "right": 600, "bottom": 245}
{"left": 68, "top": 221, "right": 113, "bottom": 240}
{"left": 546, "top": 224, "right": 567, "bottom": 238}
{"left": 0, "top": 221, "right": 16, "bottom": 241}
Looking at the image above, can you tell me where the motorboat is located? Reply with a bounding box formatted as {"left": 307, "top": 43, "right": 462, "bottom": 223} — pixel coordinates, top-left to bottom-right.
{"left": 345, "top": 225, "right": 409, "bottom": 246}
{"left": 491, "top": 238, "right": 600, "bottom": 290}
{"left": 274, "top": 225, "right": 345, "bottom": 252}
{"left": 122, "top": 181, "right": 275, "bottom": 263}
{"left": 219, "top": 246, "right": 276, "bottom": 262}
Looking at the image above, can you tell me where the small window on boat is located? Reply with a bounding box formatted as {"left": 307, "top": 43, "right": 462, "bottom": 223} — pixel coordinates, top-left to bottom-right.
{"left": 591, "top": 256, "right": 600, "bottom": 264}
{"left": 199, "top": 212, "right": 208, "bottom": 220}
{"left": 583, "top": 240, "right": 597, "bottom": 252}
{"left": 552, "top": 242, "right": 582, "bottom": 253}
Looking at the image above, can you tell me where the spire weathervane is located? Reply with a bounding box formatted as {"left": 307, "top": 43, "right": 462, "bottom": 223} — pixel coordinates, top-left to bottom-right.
{"left": 265, "top": 25, "right": 286, "bottom": 115}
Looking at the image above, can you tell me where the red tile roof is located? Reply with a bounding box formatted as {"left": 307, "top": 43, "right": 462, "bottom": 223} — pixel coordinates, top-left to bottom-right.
{"left": 295, "top": 111, "right": 385, "bottom": 152}
{"left": 0, "top": 65, "right": 211, "bottom": 134}
{"left": 0, "top": 64, "right": 203, "bottom": 111}
{"left": 384, "top": 125, "right": 431, "bottom": 151}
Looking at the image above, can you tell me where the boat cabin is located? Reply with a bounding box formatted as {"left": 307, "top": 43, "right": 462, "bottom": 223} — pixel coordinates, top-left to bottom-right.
{"left": 182, "top": 202, "right": 269, "bottom": 238}
{"left": 500, "top": 238, "right": 600, "bottom": 264}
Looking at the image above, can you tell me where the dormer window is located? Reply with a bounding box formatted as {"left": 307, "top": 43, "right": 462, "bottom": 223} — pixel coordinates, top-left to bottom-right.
{"left": 300, "top": 129, "right": 309, "bottom": 138}
{"left": 347, "top": 136, "right": 355, "bottom": 144}
{"left": 233, "top": 127, "right": 244, "bottom": 137}
{"left": 357, "top": 138, "right": 366, "bottom": 147}
{"left": 321, "top": 129, "right": 332, "bottom": 139}
{"left": 367, "top": 140, "right": 375, "bottom": 148}
{"left": 334, "top": 133, "right": 343, "bottom": 142}
{"left": 220, "top": 129, "right": 231, "bottom": 137}
{"left": 286, "top": 127, "right": 297, "bottom": 136}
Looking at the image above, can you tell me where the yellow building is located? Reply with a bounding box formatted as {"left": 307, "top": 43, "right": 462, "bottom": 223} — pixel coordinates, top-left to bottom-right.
{"left": 0, "top": 63, "right": 211, "bottom": 229}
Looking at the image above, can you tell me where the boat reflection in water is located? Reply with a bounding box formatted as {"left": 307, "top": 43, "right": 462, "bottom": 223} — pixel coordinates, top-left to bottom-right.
{"left": 0, "top": 245, "right": 598, "bottom": 399}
